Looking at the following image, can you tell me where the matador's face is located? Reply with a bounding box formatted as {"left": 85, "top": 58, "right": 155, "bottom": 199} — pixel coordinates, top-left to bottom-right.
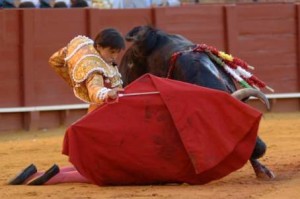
{"left": 96, "top": 46, "right": 121, "bottom": 65}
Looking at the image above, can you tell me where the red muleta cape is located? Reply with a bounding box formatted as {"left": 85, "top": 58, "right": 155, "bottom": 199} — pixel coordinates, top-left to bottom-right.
{"left": 63, "top": 74, "right": 262, "bottom": 186}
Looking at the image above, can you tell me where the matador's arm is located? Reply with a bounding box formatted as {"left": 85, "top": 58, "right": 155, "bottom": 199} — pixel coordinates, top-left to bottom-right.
{"left": 86, "top": 73, "right": 111, "bottom": 105}
{"left": 48, "top": 47, "right": 73, "bottom": 87}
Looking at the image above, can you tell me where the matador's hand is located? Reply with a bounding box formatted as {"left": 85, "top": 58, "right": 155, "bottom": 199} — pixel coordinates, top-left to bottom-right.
{"left": 107, "top": 87, "right": 124, "bottom": 99}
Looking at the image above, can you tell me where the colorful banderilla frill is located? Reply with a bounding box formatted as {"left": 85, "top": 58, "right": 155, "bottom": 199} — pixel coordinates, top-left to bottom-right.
{"left": 168, "top": 44, "right": 274, "bottom": 92}
{"left": 194, "top": 44, "right": 274, "bottom": 92}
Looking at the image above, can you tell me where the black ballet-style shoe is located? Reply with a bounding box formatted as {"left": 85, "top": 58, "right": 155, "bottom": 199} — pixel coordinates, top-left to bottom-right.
{"left": 27, "top": 164, "right": 60, "bottom": 185}
{"left": 8, "top": 164, "right": 37, "bottom": 185}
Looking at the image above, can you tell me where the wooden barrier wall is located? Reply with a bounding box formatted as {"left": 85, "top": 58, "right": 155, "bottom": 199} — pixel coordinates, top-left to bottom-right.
{"left": 0, "top": 3, "right": 300, "bottom": 131}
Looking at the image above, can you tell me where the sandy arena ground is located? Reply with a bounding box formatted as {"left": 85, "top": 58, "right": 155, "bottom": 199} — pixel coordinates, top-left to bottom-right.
{"left": 0, "top": 112, "right": 299, "bottom": 199}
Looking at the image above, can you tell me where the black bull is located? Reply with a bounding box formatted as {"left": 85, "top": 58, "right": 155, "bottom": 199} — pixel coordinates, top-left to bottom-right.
{"left": 119, "top": 25, "right": 275, "bottom": 179}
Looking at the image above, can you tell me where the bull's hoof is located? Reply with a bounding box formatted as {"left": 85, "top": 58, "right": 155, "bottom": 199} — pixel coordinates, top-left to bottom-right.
{"left": 254, "top": 165, "right": 276, "bottom": 179}
{"left": 250, "top": 159, "right": 276, "bottom": 180}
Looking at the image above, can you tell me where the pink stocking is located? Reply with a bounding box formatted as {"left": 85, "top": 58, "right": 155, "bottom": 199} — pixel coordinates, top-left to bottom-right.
{"left": 44, "top": 170, "right": 91, "bottom": 185}
{"left": 59, "top": 166, "right": 77, "bottom": 172}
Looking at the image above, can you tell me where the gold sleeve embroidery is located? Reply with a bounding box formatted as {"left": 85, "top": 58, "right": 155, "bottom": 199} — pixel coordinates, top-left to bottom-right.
{"left": 49, "top": 47, "right": 66, "bottom": 67}
{"left": 86, "top": 73, "right": 106, "bottom": 104}
{"left": 49, "top": 47, "right": 73, "bottom": 87}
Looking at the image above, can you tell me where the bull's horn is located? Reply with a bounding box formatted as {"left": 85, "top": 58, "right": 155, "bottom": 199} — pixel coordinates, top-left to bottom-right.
{"left": 231, "top": 88, "right": 270, "bottom": 110}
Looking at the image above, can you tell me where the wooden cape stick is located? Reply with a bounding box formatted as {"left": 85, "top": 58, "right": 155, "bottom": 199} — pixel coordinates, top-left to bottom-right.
{"left": 118, "top": 91, "right": 160, "bottom": 97}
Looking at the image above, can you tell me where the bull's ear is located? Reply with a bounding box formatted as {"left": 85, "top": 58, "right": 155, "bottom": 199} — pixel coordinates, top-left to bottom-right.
{"left": 125, "top": 26, "right": 141, "bottom": 41}
{"left": 125, "top": 26, "right": 147, "bottom": 42}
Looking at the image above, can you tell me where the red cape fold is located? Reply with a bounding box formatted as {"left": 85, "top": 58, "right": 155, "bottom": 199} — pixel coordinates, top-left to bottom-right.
{"left": 63, "top": 74, "right": 261, "bottom": 186}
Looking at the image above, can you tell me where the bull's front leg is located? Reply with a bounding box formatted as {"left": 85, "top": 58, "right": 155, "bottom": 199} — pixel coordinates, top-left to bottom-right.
{"left": 250, "top": 137, "right": 275, "bottom": 179}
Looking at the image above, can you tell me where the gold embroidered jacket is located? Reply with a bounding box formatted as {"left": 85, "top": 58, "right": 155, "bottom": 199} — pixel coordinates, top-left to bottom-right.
{"left": 49, "top": 36, "right": 123, "bottom": 108}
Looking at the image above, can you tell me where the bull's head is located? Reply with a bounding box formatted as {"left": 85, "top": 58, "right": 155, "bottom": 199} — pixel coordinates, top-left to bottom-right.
{"left": 125, "top": 25, "right": 159, "bottom": 56}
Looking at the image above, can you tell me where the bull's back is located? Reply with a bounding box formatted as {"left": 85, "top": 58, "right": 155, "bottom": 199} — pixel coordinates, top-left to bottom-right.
{"left": 176, "top": 52, "right": 237, "bottom": 93}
